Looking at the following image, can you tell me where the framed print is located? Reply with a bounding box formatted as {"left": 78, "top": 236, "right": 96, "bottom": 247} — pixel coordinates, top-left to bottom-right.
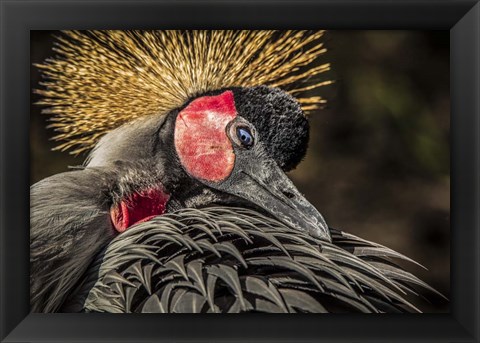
{"left": 1, "top": 0, "right": 479, "bottom": 342}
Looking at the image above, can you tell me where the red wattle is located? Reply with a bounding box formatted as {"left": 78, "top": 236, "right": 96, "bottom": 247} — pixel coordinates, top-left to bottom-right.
{"left": 110, "top": 187, "right": 170, "bottom": 233}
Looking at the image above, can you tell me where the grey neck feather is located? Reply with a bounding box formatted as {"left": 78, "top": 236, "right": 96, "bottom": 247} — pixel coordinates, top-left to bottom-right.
{"left": 86, "top": 114, "right": 167, "bottom": 168}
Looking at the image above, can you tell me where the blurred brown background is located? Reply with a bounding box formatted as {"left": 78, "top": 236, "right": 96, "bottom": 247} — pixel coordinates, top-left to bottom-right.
{"left": 30, "top": 30, "right": 450, "bottom": 312}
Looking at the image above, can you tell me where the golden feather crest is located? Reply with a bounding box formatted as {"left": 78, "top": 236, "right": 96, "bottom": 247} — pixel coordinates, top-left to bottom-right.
{"left": 35, "top": 30, "right": 331, "bottom": 155}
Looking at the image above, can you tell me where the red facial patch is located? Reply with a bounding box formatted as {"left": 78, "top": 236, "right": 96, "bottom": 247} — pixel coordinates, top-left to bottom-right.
{"left": 110, "top": 187, "right": 170, "bottom": 233}
{"left": 174, "top": 91, "right": 237, "bottom": 182}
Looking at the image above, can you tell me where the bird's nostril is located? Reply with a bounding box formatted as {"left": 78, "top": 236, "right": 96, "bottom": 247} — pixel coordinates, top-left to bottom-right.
{"left": 282, "top": 190, "right": 296, "bottom": 199}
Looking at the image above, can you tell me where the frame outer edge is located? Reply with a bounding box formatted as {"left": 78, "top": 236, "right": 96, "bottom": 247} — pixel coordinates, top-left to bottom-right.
{"left": 0, "top": 0, "right": 4, "bottom": 336}
{"left": 1, "top": 1, "right": 31, "bottom": 341}
{"left": 451, "top": 1, "right": 480, "bottom": 340}
{"left": 0, "top": 0, "right": 479, "bottom": 342}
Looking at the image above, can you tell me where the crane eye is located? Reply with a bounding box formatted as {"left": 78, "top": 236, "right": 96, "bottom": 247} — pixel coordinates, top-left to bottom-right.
{"left": 236, "top": 127, "right": 254, "bottom": 148}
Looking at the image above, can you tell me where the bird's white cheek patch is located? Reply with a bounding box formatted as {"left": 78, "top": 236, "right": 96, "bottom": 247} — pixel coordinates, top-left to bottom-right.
{"left": 174, "top": 91, "right": 237, "bottom": 182}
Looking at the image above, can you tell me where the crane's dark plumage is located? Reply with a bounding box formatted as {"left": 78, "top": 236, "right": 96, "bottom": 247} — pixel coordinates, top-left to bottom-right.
{"left": 230, "top": 87, "right": 310, "bottom": 172}
{"left": 64, "top": 208, "right": 440, "bottom": 313}
{"left": 31, "top": 30, "right": 446, "bottom": 313}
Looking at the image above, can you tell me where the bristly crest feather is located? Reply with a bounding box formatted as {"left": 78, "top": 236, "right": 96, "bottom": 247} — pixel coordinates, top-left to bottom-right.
{"left": 34, "top": 30, "right": 331, "bottom": 155}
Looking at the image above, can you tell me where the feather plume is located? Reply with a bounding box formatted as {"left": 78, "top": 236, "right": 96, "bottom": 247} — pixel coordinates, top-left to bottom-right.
{"left": 35, "top": 30, "right": 331, "bottom": 155}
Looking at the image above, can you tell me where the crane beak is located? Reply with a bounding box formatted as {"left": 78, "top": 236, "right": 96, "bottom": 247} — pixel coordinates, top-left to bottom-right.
{"left": 216, "top": 156, "right": 331, "bottom": 242}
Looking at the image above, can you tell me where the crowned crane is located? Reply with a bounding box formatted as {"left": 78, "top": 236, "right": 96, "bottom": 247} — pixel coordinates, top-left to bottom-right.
{"left": 31, "top": 30, "right": 445, "bottom": 313}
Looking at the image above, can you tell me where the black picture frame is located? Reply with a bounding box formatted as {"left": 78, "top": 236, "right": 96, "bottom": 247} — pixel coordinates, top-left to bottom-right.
{"left": 1, "top": 0, "right": 478, "bottom": 342}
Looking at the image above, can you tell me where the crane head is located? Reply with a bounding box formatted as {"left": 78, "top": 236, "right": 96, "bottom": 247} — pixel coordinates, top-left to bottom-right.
{"left": 87, "top": 86, "right": 330, "bottom": 241}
